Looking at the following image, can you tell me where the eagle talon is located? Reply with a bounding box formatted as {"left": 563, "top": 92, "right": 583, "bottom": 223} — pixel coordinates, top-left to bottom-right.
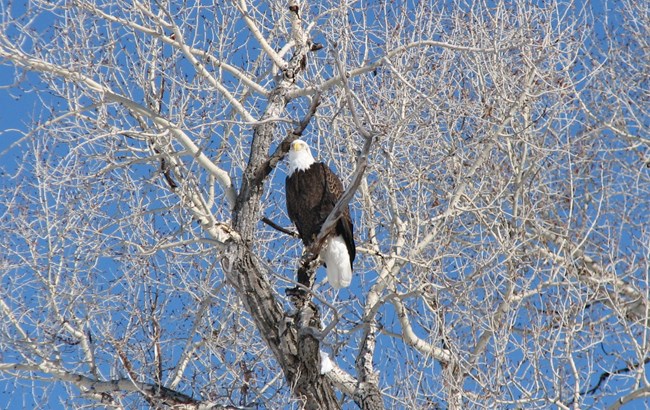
{"left": 285, "top": 286, "right": 310, "bottom": 308}
{"left": 285, "top": 286, "right": 306, "bottom": 297}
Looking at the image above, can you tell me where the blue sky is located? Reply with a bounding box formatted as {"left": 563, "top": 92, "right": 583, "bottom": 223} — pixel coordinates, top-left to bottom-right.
{"left": 0, "top": 66, "right": 30, "bottom": 157}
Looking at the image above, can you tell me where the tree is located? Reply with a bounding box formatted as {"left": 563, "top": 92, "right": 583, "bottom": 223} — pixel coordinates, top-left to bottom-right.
{"left": 0, "top": 0, "right": 648, "bottom": 408}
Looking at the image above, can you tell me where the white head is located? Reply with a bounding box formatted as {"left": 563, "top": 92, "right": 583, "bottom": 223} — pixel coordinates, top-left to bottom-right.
{"left": 287, "top": 139, "right": 316, "bottom": 175}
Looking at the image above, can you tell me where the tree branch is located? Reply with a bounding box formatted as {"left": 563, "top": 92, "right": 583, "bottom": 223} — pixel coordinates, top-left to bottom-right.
{"left": 288, "top": 39, "right": 518, "bottom": 98}
{"left": 235, "top": 0, "right": 287, "bottom": 71}
{"left": 73, "top": 0, "right": 269, "bottom": 97}
{"left": 261, "top": 216, "right": 298, "bottom": 237}
{"left": 607, "top": 386, "right": 650, "bottom": 410}
{"left": 0, "top": 363, "right": 204, "bottom": 407}
{"left": 0, "top": 45, "right": 239, "bottom": 209}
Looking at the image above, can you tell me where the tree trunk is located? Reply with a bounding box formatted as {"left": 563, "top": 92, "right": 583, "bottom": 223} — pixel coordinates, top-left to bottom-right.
{"left": 228, "top": 43, "right": 342, "bottom": 407}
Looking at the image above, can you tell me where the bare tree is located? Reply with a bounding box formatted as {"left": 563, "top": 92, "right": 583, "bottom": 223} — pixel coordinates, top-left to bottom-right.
{"left": 0, "top": 0, "right": 648, "bottom": 408}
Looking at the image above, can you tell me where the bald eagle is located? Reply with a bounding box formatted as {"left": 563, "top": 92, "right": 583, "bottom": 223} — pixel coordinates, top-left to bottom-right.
{"left": 285, "top": 140, "right": 355, "bottom": 289}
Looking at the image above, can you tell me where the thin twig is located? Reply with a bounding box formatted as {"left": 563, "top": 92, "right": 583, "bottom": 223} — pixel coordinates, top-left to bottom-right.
{"left": 261, "top": 217, "right": 298, "bottom": 237}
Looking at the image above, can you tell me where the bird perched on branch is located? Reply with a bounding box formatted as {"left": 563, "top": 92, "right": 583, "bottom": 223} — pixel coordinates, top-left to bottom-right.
{"left": 285, "top": 140, "right": 355, "bottom": 289}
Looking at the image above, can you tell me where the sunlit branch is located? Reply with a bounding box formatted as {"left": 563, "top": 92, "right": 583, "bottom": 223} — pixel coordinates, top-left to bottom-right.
{"left": 288, "top": 39, "right": 517, "bottom": 98}
{"left": 107, "top": 93, "right": 238, "bottom": 207}
{"left": 168, "top": 295, "right": 214, "bottom": 390}
{"left": 532, "top": 226, "right": 648, "bottom": 324}
{"left": 469, "top": 281, "right": 515, "bottom": 366}
{"left": 0, "top": 363, "right": 200, "bottom": 406}
{"left": 0, "top": 45, "right": 239, "bottom": 209}
{"left": 63, "top": 321, "right": 99, "bottom": 379}
{"left": 0, "top": 102, "right": 102, "bottom": 158}
{"left": 607, "top": 386, "right": 650, "bottom": 410}
{"left": 410, "top": 65, "right": 539, "bottom": 260}
{"left": 165, "top": 16, "right": 257, "bottom": 124}
{"left": 390, "top": 297, "right": 452, "bottom": 363}
{"left": 234, "top": 0, "right": 287, "bottom": 71}
{"left": 72, "top": 0, "right": 269, "bottom": 96}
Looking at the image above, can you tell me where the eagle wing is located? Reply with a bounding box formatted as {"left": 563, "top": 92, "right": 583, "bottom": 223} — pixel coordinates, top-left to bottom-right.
{"left": 321, "top": 164, "right": 356, "bottom": 266}
{"left": 286, "top": 165, "right": 327, "bottom": 245}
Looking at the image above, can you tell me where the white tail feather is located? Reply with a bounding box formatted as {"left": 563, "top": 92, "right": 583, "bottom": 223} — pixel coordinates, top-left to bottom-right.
{"left": 321, "top": 236, "right": 352, "bottom": 289}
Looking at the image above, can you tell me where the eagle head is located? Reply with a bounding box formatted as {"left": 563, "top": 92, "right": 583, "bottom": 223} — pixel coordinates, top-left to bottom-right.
{"left": 287, "top": 139, "right": 315, "bottom": 175}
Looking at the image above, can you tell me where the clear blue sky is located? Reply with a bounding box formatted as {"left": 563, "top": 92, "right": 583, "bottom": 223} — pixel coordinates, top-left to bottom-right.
{"left": 0, "top": 65, "right": 31, "bottom": 159}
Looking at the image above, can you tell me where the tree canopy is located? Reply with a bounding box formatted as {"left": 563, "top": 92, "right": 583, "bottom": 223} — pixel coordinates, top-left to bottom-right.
{"left": 0, "top": 0, "right": 648, "bottom": 408}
